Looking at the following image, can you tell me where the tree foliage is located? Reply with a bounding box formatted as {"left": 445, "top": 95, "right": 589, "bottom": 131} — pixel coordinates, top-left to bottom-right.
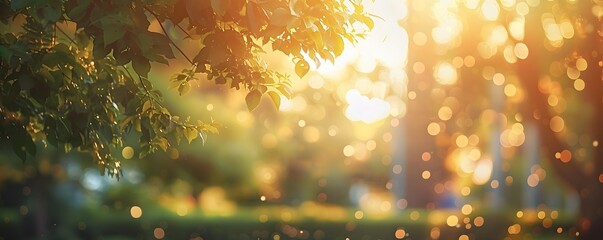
{"left": 0, "top": 0, "right": 372, "bottom": 178}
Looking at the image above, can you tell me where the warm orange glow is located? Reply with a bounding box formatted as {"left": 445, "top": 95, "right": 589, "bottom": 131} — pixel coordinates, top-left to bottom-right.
{"left": 5, "top": 1, "right": 598, "bottom": 239}
{"left": 422, "top": 152, "right": 432, "bottom": 161}
{"left": 395, "top": 228, "right": 406, "bottom": 239}
{"left": 434, "top": 62, "right": 458, "bottom": 85}
{"left": 153, "top": 228, "right": 165, "bottom": 239}
{"left": 461, "top": 204, "right": 473, "bottom": 215}
{"left": 438, "top": 106, "right": 453, "bottom": 121}
{"left": 447, "top": 215, "right": 459, "bottom": 227}
{"left": 550, "top": 116, "right": 565, "bottom": 132}
{"left": 473, "top": 158, "right": 493, "bottom": 185}
{"left": 430, "top": 227, "right": 441, "bottom": 239}
{"left": 428, "top": 122, "right": 441, "bottom": 136}
{"left": 474, "top": 216, "right": 485, "bottom": 227}
{"left": 527, "top": 174, "right": 540, "bottom": 187}
{"left": 481, "top": 0, "right": 500, "bottom": 21}
{"left": 422, "top": 170, "right": 432, "bottom": 180}
{"left": 508, "top": 224, "right": 521, "bottom": 234}
{"left": 574, "top": 79, "right": 585, "bottom": 91}
{"left": 559, "top": 150, "right": 572, "bottom": 163}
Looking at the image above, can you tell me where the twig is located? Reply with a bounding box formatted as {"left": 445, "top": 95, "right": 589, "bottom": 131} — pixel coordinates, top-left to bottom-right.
{"left": 176, "top": 24, "right": 193, "bottom": 39}
{"left": 121, "top": 66, "right": 199, "bottom": 129}
{"left": 143, "top": 7, "right": 194, "bottom": 65}
{"left": 55, "top": 24, "right": 77, "bottom": 46}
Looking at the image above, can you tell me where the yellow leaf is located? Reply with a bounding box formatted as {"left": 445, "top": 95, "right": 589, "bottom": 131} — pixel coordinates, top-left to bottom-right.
{"left": 295, "top": 59, "right": 310, "bottom": 78}
{"left": 245, "top": 89, "right": 262, "bottom": 111}
{"left": 186, "top": 128, "right": 198, "bottom": 143}
{"left": 267, "top": 91, "right": 281, "bottom": 109}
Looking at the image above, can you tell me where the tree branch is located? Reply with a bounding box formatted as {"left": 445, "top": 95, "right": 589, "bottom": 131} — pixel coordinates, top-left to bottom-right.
{"left": 144, "top": 7, "right": 194, "bottom": 65}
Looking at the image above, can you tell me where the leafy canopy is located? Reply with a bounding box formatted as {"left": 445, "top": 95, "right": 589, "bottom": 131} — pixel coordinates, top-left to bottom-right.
{"left": 0, "top": 0, "right": 372, "bottom": 178}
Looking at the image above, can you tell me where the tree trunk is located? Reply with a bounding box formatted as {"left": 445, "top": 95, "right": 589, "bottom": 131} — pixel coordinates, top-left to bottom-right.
{"left": 579, "top": 178, "right": 603, "bottom": 239}
{"left": 517, "top": 1, "right": 603, "bottom": 238}
{"left": 31, "top": 174, "right": 51, "bottom": 239}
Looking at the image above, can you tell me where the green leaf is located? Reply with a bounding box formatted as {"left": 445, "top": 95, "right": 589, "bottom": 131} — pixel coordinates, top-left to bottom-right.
{"left": 136, "top": 33, "right": 153, "bottom": 54}
{"left": 0, "top": 45, "right": 12, "bottom": 61}
{"left": 132, "top": 55, "right": 151, "bottom": 77}
{"left": 156, "top": 137, "right": 169, "bottom": 151}
{"left": 295, "top": 59, "right": 310, "bottom": 78}
{"left": 211, "top": 0, "right": 230, "bottom": 17}
{"left": 75, "top": 30, "right": 91, "bottom": 50}
{"left": 267, "top": 91, "right": 281, "bottom": 109}
{"left": 12, "top": 131, "right": 36, "bottom": 163}
{"left": 204, "top": 124, "right": 219, "bottom": 134}
{"left": 18, "top": 74, "right": 34, "bottom": 90}
{"left": 103, "top": 26, "right": 127, "bottom": 46}
{"left": 114, "top": 50, "right": 132, "bottom": 65}
{"left": 185, "top": 127, "right": 198, "bottom": 143}
{"left": 41, "top": 3, "right": 62, "bottom": 23}
{"left": 178, "top": 83, "right": 191, "bottom": 96}
{"left": 169, "top": 79, "right": 183, "bottom": 90}
{"left": 10, "top": 0, "right": 33, "bottom": 10}
{"left": 142, "top": 100, "right": 152, "bottom": 112}
{"left": 245, "top": 89, "right": 262, "bottom": 111}
{"left": 67, "top": 0, "right": 92, "bottom": 21}
{"left": 93, "top": 38, "right": 110, "bottom": 59}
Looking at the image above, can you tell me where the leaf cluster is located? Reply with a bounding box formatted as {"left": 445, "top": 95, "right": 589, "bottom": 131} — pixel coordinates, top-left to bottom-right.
{"left": 0, "top": 0, "right": 371, "bottom": 177}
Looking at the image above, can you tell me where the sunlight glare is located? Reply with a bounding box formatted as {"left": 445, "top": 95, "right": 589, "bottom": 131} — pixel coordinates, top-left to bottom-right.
{"left": 481, "top": 0, "right": 500, "bottom": 21}
{"left": 434, "top": 62, "right": 458, "bottom": 85}
{"left": 345, "top": 89, "right": 391, "bottom": 123}
{"left": 472, "top": 158, "right": 493, "bottom": 185}
{"left": 508, "top": 17, "right": 525, "bottom": 40}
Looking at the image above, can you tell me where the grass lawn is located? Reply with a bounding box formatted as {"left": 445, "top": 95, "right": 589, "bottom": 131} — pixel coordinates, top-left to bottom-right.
{"left": 1, "top": 205, "right": 577, "bottom": 240}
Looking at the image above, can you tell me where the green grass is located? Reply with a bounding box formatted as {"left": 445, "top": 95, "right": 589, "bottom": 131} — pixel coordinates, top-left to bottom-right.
{"left": 0, "top": 206, "right": 577, "bottom": 240}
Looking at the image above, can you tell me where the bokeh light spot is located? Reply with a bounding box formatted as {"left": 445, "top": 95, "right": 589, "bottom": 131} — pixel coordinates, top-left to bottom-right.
{"left": 427, "top": 122, "right": 441, "bottom": 136}
{"left": 154, "top": 227, "right": 165, "bottom": 239}
{"left": 395, "top": 228, "right": 406, "bottom": 239}
{"left": 514, "top": 43, "right": 529, "bottom": 59}
{"left": 447, "top": 215, "right": 459, "bottom": 227}
{"left": 574, "top": 79, "right": 585, "bottom": 91}
{"left": 550, "top": 116, "right": 565, "bottom": 132}
{"left": 559, "top": 149, "right": 572, "bottom": 163}
{"left": 474, "top": 216, "right": 485, "bottom": 227}
{"left": 122, "top": 146, "right": 134, "bottom": 159}
{"left": 461, "top": 204, "right": 473, "bottom": 215}
{"left": 422, "top": 170, "right": 431, "bottom": 180}
{"left": 130, "top": 206, "right": 142, "bottom": 219}
{"left": 434, "top": 62, "right": 458, "bottom": 85}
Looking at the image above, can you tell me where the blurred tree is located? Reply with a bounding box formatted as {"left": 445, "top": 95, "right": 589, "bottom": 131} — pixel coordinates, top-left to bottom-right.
{"left": 0, "top": 0, "right": 372, "bottom": 177}
{"left": 405, "top": 0, "right": 602, "bottom": 238}
{"left": 517, "top": 2, "right": 602, "bottom": 238}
